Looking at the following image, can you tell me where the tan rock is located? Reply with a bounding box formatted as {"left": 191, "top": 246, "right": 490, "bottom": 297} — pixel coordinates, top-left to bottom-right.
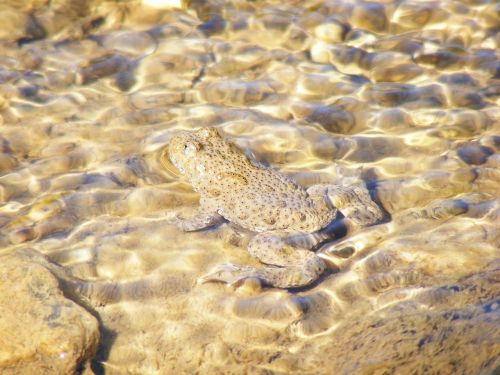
{"left": 0, "top": 250, "right": 99, "bottom": 375}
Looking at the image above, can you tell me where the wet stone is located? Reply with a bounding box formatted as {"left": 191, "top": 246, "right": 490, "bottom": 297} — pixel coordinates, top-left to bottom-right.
{"left": 0, "top": 153, "right": 18, "bottom": 171}
{"left": 230, "top": 17, "right": 249, "bottom": 32}
{"left": 18, "top": 84, "right": 39, "bottom": 98}
{"left": 365, "top": 52, "right": 412, "bottom": 70}
{"left": 394, "top": 4, "right": 432, "bottom": 28}
{"left": 147, "top": 24, "right": 184, "bottom": 40}
{"left": 330, "top": 246, "right": 355, "bottom": 259}
{"left": 393, "top": 2, "right": 448, "bottom": 29}
{"left": 351, "top": 2, "right": 388, "bottom": 33}
{"left": 409, "top": 84, "right": 447, "bottom": 109}
{"left": 449, "top": 90, "right": 486, "bottom": 110}
{"left": 0, "top": 69, "right": 21, "bottom": 84}
{"left": 348, "top": 136, "right": 403, "bottom": 162}
{"left": 141, "top": 53, "right": 207, "bottom": 75}
{"left": 0, "top": 10, "right": 28, "bottom": 41}
{"left": 19, "top": 48, "right": 43, "bottom": 70}
{"left": 480, "top": 135, "right": 500, "bottom": 151}
{"left": 45, "top": 71, "right": 75, "bottom": 90}
{"left": 198, "top": 14, "right": 226, "bottom": 36}
{"left": 364, "top": 83, "right": 417, "bottom": 107}
{"left": 201, "top": 80, "right": 278, "bottom": 106}
{"left": 479, "top": 84, "right": 500, "bottom": 99}
{"left": 8, "top": 227, "right": 36, "bottom": 244}
{"left": 468, "top": 50, "right": 497, "bottom": 70}
{"left": 432, "top": 110, "right": 491, "bottom": 139}
{"left": 114, "top": 70, "right": 137, "bottom": 92}
{"left": 102, "top": 30, "right": 156, "bottom": 55}
{"left": 124, "top": 108, "right": 176, "bottom": 125}
{"left": 305, "top": 105, "right": 355, "bottom": 134}
{"left": 312, "top": 136, "right": 353, "bottom": 160}
{"left": 371, "top": 63, "right": 424, "bottom": 83}
{"left": 230, "top": 293, "right": 302, "bottom": 322}
{"left": 19, "top": 14, "right": 46, "bottom": 45}
{"left": 206, "top": 45, "right": 270, "bottom": 76}
{"left": 438, "top": 73, "right": 479, "bottom": 87}
{"left": 374, "top": 108, "right": 415, "bottom": 131}
{"left": 284, "top": 25, "right": 310, "bottom": 50}
{"left": 457, "top": 144, "right": 494, "bottom": 165}
{"left": 298, "top": 73, "right": 361, "bottom": 98}
{"left": 330, "top": 45, "right": 369, "bottom": 70}
{"left": 78, "top": 54, "right": 130, "bottom": 84}
{"left": 444, "top": 33, "right": 471, "bottom": 49}
{"left": 0, "top": 250, "right": 99, "bottom": 375}
{"left": 129, "top": 92, "right": 185, "bottom": 109}
{"left": 313, "top": 21, "right": 348, "bottom": 43}
{"left": 372, "top": 37, "right": 422, "bottom": 55}
{"left": 261, "top": 13, "right": 292, "bottom": 31}
{"left": 415, "top": 50, "right": 466, "bottom": 70}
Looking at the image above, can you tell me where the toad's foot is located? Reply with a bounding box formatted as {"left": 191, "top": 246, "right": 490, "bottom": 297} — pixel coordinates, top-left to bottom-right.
{"left": 171, "top": 211, "right": 222, "bottom": 232}
{"left": 198, "top": 264, "right": 246, "bottom": 286}
{"left": 198, "top": 258, "right": 326, "bottom": 289}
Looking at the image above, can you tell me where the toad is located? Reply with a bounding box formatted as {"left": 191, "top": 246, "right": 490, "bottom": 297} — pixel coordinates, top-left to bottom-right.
{"left": 165, "top": 127, "right": 384, "bottom": 288}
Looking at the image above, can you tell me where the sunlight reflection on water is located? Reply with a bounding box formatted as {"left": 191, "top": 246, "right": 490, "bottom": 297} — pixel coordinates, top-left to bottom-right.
{"left": 0, "top": 0, "right": 499, "bottom": 373}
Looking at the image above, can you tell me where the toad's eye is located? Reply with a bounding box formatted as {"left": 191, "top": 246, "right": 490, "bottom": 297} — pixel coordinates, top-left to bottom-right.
{"left": 183, "top": 141, "right": 201, "bottom": 155}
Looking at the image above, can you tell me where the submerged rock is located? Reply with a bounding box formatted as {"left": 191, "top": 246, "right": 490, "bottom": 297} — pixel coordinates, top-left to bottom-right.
{"left": 0, "top": 250, "right": 99, "bottom": 375}
{"left": 457, "top": 143, "right": 494, "bottom": 165}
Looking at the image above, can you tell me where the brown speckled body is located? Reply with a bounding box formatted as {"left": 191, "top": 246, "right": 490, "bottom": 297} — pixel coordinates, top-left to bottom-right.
{"left": 167, "top": 127, "right": 336, "bottom": 233}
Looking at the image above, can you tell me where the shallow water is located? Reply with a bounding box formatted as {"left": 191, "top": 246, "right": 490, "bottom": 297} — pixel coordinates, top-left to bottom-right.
{"left": 0, "top": 0, "right": 499, "bottom": 373}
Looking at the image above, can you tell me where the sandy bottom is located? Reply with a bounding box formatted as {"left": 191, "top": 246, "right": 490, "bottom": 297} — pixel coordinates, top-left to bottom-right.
{"left": 0, "top": 0, "right": 499, "bottom": 373}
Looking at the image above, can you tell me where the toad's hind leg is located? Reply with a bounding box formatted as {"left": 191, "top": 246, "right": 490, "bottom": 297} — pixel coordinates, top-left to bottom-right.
{"left": 328, "top": 185, "right": 384, "bottom": 226}
{"left": 325, "top": 184, "right": 385, "bottom": 226}
{"left": 199, "top": 231, "right": 328, "bottom": 289}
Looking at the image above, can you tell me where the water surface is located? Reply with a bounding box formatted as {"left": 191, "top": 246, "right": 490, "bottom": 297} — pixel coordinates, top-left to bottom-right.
{"left": 0, "top": 0, "right": 499, "bottom": 373}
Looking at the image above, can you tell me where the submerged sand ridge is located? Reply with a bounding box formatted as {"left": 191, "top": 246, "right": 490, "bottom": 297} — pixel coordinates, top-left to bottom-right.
{"left": 0, "top": 0, "right": 499, "bottom": 373}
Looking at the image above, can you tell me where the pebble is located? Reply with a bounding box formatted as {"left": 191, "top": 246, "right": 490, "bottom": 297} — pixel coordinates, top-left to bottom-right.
{"left": 78, "top": 54, "right": 129, "bottom": 84}
{"left": 457, "top": 144, "right": 494, "bottom": 165}
{"left": 202, "top": 80, "right": 279, "bottom": 106}
{"left": 103, "top": 30, "right": 156, "bottom": 55}
{"left": 129, "top": 92, "right": 184, "bottom": 109}
{"left": 374, "top": 108, "right": 415, "bottom": 131}
{"left": 198, "top": 14, "right": 226, "bottom": 36}
{"left": 393, "top": 2, "right": 448, "bottom": 29}
{"left": 314, "top": 21, "right": 347, "bottom": 43}
{"left": 114, "top": 70, "right": 137, "bottom": 92}
{"left": 371, "top": 63, "right": 424, "bottom": 83}
{"left": 0, "top": 153, "right": 18, "bottom": 171}
{"left": 448, "top": 90, "right": 486, "bottom": 109}
{"left": 415, "top": 50, "right": 466, "bottom": 70}
{"left": 124, "top": 108, "right": 176, "bottom": 125}
{"left": 364, "top": 83, "right": 416, "bottom": 107}
{"left": 305, "top": 105, "right": 355, "bottom": 134}
{"left": 438, "top": 73, "right": 478, "bottom": 87}
{"left": 349, "top": 136, "right": 404, "bottom": 163}
{"left": 351, "top": 2, "right": 388, "bottom": 33}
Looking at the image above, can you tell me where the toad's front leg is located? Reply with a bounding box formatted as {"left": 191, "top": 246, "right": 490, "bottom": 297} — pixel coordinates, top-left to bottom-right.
{"left": 199, "top": 231, "right": 329, "bottom": 288}
{"left": 172, "top": 197, "right": 223, "bottom": 232}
